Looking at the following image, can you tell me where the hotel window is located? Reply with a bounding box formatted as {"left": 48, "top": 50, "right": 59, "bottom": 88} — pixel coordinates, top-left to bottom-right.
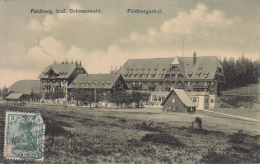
{"left": 138, "top": 82, "right": 141, "bottom": 86}
{"left": 158, "top": 97, "right": 162, "bottom": 101}
{"left": 210, "top": 98, "right": 214, "bottom": 103}
{"left": 171, "top": 98, "right": 175, "bottom": 103}
{"left": 52, "top": 86, "right": 55, "bottom": 92}
{"left": 153, "top": 96, "right": 157, "bottom": 101}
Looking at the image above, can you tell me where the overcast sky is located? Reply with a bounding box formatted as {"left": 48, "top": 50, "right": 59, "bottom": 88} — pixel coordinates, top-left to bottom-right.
{"left": 0, "top": 0, "right": 259, "bottom": 88}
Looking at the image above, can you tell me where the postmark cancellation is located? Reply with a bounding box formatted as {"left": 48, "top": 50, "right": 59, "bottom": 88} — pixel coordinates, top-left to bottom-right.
{"left": 4, "top": 111, "right": 45, "bottom": 161}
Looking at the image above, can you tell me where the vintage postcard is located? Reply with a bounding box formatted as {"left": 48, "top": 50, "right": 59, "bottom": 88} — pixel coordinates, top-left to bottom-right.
{"left": 0, "top": 0, "right": 259, "bottom": 163}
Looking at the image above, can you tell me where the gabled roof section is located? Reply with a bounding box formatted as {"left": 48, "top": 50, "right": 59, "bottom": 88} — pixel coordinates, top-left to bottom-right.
{"left": 68, "top": 74, "right": 126, "bottom": 89}
{"left": 171, "top": 56, "right": 180, "bottom": 65}
{"left": 8, "top": 80, "right": 40, "bottom": 94}
{"left": 182, "top": 56, "right": 221, "bottom": 80}
{"left": 118, "top": 58, "right": 175, "bottom": 79}
{"left": 6, "top": 93, "right": 24, "bottom": 100}
{"left": 38, "top": 62, "right": 86, "bottom": 79}
{"left": 161, "top": 89, "right": 196, "bottom": 107}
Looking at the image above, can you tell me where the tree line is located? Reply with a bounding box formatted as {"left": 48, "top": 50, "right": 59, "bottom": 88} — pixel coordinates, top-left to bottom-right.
{"left": 69, "top": 88, "right": 150, "bottom": 108}
{"left": 220, "top": 55, "right": 260, "bottom": 90}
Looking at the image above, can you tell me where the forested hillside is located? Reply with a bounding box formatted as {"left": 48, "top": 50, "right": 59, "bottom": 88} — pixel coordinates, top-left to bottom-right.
{"left": 221, "top": 55, "right": 260, "bottom": 90}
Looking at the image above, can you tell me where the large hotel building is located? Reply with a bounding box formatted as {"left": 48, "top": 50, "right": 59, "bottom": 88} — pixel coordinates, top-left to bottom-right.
{"left": 118, "top": 53, "right": 225, "bottom": 109}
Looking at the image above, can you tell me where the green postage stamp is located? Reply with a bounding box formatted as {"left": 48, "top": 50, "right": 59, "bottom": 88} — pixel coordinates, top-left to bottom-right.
{"left": 4, "top": 111, "right": 45, "bottom": 161}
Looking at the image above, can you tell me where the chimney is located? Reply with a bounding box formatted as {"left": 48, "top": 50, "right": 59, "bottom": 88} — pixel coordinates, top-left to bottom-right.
{"left": 76, "top": 61, "right": 78, "bottom": 65}
{"left": 80, "top": 60, "right": 81, "bottom": 66}
{"left": 193, "top": 52, "right": 196, "bottom": 65}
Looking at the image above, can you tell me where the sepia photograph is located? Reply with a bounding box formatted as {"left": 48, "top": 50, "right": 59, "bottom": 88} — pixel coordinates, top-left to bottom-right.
{"left": 0, "top": 0, "right": 259, "bottom": 163}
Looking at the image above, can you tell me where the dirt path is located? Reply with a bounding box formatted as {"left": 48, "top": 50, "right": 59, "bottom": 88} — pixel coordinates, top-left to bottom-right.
{"left": 201, "top": 110, "right": 260, "bottom": 123}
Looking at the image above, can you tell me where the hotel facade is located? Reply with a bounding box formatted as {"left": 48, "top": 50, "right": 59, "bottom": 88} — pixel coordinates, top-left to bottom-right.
{"left": 118, "top": 53, "right": 225, "bottom": 109}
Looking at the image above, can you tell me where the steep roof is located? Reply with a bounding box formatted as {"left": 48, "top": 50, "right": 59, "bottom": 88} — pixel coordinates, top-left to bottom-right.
{"left": 8, "top": 80, "right": 40, "bottom": 94}
{"left": 68, "top": 74, "right": 126, "bottom": 89}
{"left": 161, "top": 89, "right": 196, "bottom": 107}
{"left": 118, "top": 56, "right": 222, "bottom": 81}
{"left": 6, "top": 93, "right": 24, "bottom": 100}
{"left": 117, "top": 58, "right": 174, "bottom": 80}
{"left": 38, "top": 62, "right": 86, "bottom": 79}
{"left": 182, "top": 56, "right": 222, "bottom": 80}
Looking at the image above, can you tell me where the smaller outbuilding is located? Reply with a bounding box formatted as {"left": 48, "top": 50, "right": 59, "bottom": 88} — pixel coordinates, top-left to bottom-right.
{"left": 161, "top": 89, "right": 196, "bottom": 113}
{"left": 6, "top": 93, "right": 25, "bottom": 104}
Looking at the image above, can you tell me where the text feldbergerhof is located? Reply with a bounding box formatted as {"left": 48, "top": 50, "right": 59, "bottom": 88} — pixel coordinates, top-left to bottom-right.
{"left": 127, "top": 9, "right": 162, "bottom": 14}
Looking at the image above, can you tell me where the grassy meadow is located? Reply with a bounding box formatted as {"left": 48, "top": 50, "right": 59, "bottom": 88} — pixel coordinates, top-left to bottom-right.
{"left": 0, "top": 104, "right": 259, "bottom": 163}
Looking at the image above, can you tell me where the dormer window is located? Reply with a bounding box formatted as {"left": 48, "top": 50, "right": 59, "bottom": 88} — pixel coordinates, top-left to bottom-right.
{"left": 188, "top": 71, "right": 193, "bottom": 78}
{"left": 159, "top": 72, "right": 164, "bottom": 78}
{"left": 151, "top": 72, "right": 156, "bottom": 78}
{"left": 199, "top": 64, "right": 203, "bottom": 70}
{"left": 196, "top": 70, "right": 202, "bottom": 78}
{"left": 154, "top": 67, "right": 158, "bottom": 71}
{"left": 171, "top": 66, "right": 178, "bottom": 71}
{"left": 107, "top": 82, "right": 110, "bottom": 85}
{"left": 204, "top": 71, "right": 209, "bottom": 78}
{"left": 144, "top": 72, "right": 149, "bottom": 78}
{"left": 141, "top": 67, "right": 145, "bottom": 71}
{"left": 147, "top": 67, "right": 151, "bottom": 71}
{"left": 138, "top": 72, "right": 143, "bottom": 78}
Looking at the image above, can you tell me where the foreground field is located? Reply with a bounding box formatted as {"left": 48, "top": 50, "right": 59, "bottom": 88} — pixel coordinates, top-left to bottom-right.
{"left": 0, "top": 104, "right": 259, "bottom": 163}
